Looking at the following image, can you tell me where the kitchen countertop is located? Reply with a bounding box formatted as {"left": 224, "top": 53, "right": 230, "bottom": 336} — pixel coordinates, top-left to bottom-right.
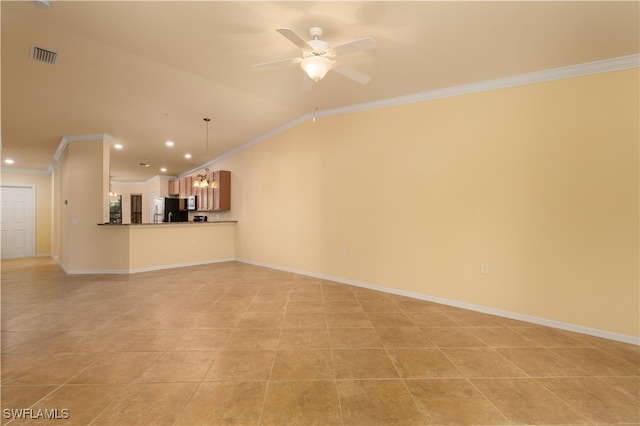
{"left": 98, "top": 220, "right": 237, "bottom": 226}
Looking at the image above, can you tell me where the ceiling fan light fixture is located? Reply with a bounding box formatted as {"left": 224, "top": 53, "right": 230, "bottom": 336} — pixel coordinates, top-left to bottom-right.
{"left": 301, "top": 56, "right": 331, "bottom": 81}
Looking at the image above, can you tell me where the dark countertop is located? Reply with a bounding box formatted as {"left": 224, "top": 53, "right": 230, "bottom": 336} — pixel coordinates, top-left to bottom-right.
{"left": 98, "top": 220, "right": 237, "bottom": 226}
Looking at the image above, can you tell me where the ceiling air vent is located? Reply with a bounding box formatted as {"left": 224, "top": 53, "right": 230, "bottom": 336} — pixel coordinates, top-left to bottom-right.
{"left": 30, "top": 44, "right": 58, "bottom": 65}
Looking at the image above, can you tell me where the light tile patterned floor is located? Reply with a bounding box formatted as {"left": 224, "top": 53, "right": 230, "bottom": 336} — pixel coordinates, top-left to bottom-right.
{"left": 1, "top": 257, "right": 638, "bottom": 425}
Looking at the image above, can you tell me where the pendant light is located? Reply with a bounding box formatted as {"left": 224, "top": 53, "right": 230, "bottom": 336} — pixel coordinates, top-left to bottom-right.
{"left": 193, "top": 118, "right": 217, "bottom": 188}
{"left": 193, "top": 168, "right": 210, "bottom": 188}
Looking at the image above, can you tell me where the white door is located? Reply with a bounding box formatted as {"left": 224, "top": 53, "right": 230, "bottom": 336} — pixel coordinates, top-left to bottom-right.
{"left": 0, "top": 186, "right": 35, "bottom": 259}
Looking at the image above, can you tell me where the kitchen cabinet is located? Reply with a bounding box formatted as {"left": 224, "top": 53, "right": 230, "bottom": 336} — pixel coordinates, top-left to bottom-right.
{"left": 167, "top": 171, "right": 230, "bottom": 211}
{"left": 212, "top": 170, "right": 231, "bottom": 211}
{"left": 196, "top": 184, "right": 208, "bottom": 211}
{"left": 195, "top": 170, "right": 231, "bottom": 211}
{"left": 168, "top": 179, "right": 179, "bottom": 196}
{"left": 168, "top": 177, "right": 194, "bottom": 197}
{"left": 179, "top": 176, "right": 193, "bottom": 198}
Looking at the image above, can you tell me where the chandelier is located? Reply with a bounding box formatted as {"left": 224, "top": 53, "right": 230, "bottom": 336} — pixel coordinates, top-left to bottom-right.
{"left": 193, "top": 168, "right": 218, "bottom": 188}
{"left": 108, "top": 172, "right": 118, "bottom": 197}
{"left": 193, "top": 118, "right": 218, "bottom": 189}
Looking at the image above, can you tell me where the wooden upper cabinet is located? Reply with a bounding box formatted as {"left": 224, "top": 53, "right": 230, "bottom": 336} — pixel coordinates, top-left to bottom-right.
{"left": 168, "top": 176, "right": 194, "bottom": 197}
{"left": 213, "top": 170, "right": 231, "bottom": 211}
{"left": 168, "top": 179, "right": 179, "bottom": 195}
{"left": 197, "top": 185, "right": 208, "bottom": 211}
{"left": 167, "top": 171, "right": 230, "bottom": 211}
{"left": 178, "top": 176, "right": 193, "bottom": 198}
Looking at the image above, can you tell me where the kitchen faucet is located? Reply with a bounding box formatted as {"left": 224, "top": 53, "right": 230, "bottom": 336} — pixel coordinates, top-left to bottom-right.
{"left": 168, "top": 212, "right": 173, "bottom": 222}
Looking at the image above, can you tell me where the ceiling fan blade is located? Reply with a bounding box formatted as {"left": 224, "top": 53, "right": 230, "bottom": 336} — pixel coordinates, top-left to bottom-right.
{"left": 251, "top": 57, "right": 301, "bottom": 69}
{"left": 276, "top": 28, "right": 311, "bottom": 50}
{"left": 332, "top": 62, "right": 371, "bottom": 84}
{"left": 332, "top": 37, "right": 377, "bottom": 56}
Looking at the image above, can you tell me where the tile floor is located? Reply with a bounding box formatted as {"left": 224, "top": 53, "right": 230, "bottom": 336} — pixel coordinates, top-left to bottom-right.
{"left": 1, "top": 257, "right": 638, "bottom": 425}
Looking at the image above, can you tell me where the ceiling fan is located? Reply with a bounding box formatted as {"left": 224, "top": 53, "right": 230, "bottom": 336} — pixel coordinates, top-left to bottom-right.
{"left": 252, "top": 27, "right": 377, "bottom": 87}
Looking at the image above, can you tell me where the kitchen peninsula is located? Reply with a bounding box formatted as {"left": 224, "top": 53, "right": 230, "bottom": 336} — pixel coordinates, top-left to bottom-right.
{"left": 97, "top": 220, "right": 237, "bottom": 273}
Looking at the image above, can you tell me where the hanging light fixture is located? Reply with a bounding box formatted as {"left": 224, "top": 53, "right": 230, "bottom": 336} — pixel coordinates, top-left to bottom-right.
{"left": 108, "top": 176, "right": 118, "bottom": 197}
{"left": 193, "top": 118, "right": 218, "bottom": 188}
{"left": 193, "top": 168, "right": 210, "bottom": 188}
{"left": 301, "top": 56, "right": 331, "bottom": 81}
{"left": 299, "top": 27, "right": 332, "bottom": 82}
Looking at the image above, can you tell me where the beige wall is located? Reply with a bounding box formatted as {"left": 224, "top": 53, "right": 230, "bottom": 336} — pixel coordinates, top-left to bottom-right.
{"left": 52, "top": 167, "right": 62, "bottom": 260}
{"left": 59, "top": 136, "right": 120, "bottom": 272}
{"left": 0, "top": 170, "right": 53, "bottom": 256}
{"left": 128, "top": 223, "right": 235, "bottom": 271}
{"left": 214, "top": 69, "right": 639, "bottom": 338}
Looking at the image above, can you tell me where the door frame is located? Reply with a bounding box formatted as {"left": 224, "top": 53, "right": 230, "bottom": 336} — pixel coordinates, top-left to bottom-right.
{"left": 0, "top": 184, "right": 37, "bottom": 259}
{"left": 148, "top": 190, "right": 157, "bottom": 223}
{"left": 130, "top": 193, "right": 142, "bottom": 224}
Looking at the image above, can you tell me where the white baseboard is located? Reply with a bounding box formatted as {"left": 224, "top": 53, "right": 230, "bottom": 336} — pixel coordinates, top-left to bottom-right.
{"left": 127, "top": 258, "right": 236, "bottom": 274}
{"left": 60, "top": 258, "right": 235, "bottom": 275}
{"left": 64, "top": 267, "right": 130, "bottom": 274}
{"left": 237, "top": 258, "right": 640, "bottom": 346}
{"left": 45, "top": 255, "right": 639, "bottom": 345}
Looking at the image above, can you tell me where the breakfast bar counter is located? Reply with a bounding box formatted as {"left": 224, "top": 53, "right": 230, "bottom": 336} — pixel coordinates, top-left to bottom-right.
{"left": 99, "top": 220, "right": 237, "bottom": 226}
{"left": 97, "top": 221, "right": 237, "bottom": 273}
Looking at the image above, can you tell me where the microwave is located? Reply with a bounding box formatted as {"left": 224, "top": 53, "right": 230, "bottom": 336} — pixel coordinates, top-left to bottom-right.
{"left": 185, "top": 195, "right": 197, "bottom": 210}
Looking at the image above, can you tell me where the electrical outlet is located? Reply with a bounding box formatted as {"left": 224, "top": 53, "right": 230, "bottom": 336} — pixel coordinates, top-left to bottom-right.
{"left": 341, "top": 248, "right": 348, "bottom": 257}
{"left": 481, "top": 264, "right": 489, "bottom": 274}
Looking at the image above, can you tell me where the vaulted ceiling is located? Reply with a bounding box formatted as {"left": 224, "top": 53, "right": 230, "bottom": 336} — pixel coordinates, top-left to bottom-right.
{"left": 2, "top": 1, "right": 638, "bottom": 182}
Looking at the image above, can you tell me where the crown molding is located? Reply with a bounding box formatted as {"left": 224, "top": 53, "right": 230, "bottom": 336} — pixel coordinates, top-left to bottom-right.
{"left": 110, "top": 180, "right": 142, "bottom": 186}
{"left": 1, "top": 166, "right": 53, "bottom": 175}
{"left": 15, "top": 55, "right": 640, "bottom": 180}
{"left": 187, "top": 54, "right": 638, "bottom": 175}
{"left": 152, "top": 174, "right": 174, "bottom": 182}
{"left": 321, "top": 54, "right": 640, "bottom": 118}
{"left": 54, "top": 133, "right": 116, "bottom": 161}
{"left": 111, "top": 173, "right": 175, "bottom": 186}
{"left": 49, "top": 55, "right": 636, "bottom": 182}
{"left": 178, "top": 114, "right": 310, "bottom": 178}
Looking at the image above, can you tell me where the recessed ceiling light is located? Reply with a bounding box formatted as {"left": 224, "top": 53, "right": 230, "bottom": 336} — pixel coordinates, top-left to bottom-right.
{"left": 114, "top": 144, "right": 123, "bottom": 149}
{"left": 160, "top": 167, "right": 167, "bottom": 172}
{"left": 4, "top": 159, "right": 15, "bottom": 164}
{"left": 185, "top": 154, "right": 192, "bottom": 159}
{"left": 166, "top": 141, "right": 174, "bottom": 147}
